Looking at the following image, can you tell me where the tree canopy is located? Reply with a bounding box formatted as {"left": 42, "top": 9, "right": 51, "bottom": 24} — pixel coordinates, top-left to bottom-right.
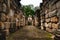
{"left": 22, "top": 5, "right": 35, "bottom": 17}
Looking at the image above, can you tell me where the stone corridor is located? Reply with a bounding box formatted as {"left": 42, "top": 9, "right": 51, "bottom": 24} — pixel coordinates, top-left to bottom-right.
{"left": 7, "top": 25, "right": 54, "bottom": 40}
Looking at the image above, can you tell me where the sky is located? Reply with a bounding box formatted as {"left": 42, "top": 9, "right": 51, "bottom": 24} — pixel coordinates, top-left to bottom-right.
{"left": 21, "top": 0, "right": 42, "bottom": 7}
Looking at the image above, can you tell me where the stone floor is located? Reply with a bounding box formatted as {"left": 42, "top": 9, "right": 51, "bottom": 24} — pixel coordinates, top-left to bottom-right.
{"left": 7, "top": 25, "right": 54, "bottom": 40}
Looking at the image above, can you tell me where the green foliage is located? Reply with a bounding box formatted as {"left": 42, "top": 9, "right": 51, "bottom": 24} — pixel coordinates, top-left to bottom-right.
{"left": 22, "top": 5, "right": 34, "bottom": 17}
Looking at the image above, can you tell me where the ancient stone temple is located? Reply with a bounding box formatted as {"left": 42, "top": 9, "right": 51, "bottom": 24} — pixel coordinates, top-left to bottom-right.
{"left": 0, "top": 0, "right": 25, "bottom": 36}
{"left": 40, "top": 0, "right": 60, "bottom": 32}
